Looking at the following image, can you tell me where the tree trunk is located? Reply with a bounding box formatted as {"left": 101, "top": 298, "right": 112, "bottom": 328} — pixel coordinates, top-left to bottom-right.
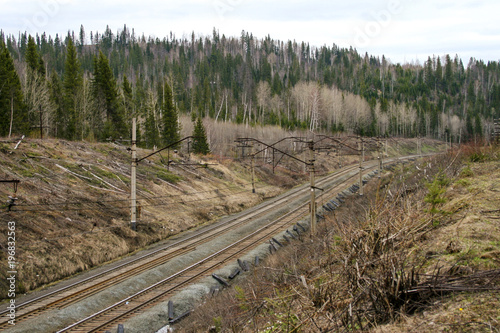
{"left": 9, "top": 94, "right": 14, "bottom": 138}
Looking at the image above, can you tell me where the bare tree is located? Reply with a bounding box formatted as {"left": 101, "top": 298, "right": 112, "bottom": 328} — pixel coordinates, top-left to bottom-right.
{"left": 256, "top": 81, "right": 271, "bottom": 123}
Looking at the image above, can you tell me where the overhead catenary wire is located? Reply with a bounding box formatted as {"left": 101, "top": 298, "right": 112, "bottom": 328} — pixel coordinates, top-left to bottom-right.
{"left": 9, "top": 182, "right": 271, "bottom": 213}
{"left": 12, "top": 179, "right": 264, "bottom": 208}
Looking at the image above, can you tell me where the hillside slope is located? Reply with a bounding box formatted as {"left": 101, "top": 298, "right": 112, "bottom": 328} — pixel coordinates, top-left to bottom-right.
{"left": 0, "top": 138, "right": 306, "bottom": 296}
{"left": 0, "top": 135, "right": 445, "bottom": 300}
{"left": 179, "top": 144, "right": 500, "bottom": 332}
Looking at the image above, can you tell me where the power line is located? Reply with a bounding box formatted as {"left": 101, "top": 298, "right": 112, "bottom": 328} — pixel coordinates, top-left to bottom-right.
{"left": 12, "top": 179, "right": 262, "bottom": 208}
{"left": 10, "top": 182, "right": 270, "bottom": 213}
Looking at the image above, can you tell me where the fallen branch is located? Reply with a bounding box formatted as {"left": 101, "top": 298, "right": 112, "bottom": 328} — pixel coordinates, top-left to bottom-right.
{"left": 81, "top": 166, "right": 126, "bottom": 193}
{"left": 86, "top": 184, "right": 126, "bottom": 194}
{"left": 55, "top": 164, "right": 93, "bottom": 181}
{"left": 481, "top": 209, "right": 500, "bottom": 214}
{"left": 14, "top": 135, "right": 25, "bottom": 149}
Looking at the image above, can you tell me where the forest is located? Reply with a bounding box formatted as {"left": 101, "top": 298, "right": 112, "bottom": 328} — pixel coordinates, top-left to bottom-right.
{"left": 1, "top": 25, "right": 499, "bottom": 147}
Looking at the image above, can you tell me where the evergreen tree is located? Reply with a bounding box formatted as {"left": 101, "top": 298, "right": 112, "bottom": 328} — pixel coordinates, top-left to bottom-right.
{"left": 121, "top": 74, "right": 135, "bottom": 131}
{"left": 48, "top": 70, "right": 64, "bottom": 137}
{"left": 192, "top": 117, "right": 210, "bottom": 155}
{"left": 92, "top": 50, "right": 127, "bottom": 139}
{"left": 162, "top": 81, "right": 180, "bottom": 147}
{"left": 26, "top": 36, "right": 39, "bottom": 72}
{"left": 144, "top": 89, "right": 161, "bottom": 148}
{"left": 63, "top": 38, "right": 82, "bottom": 139}
{"left": 25, "top": 35, "right": 54, "bottom": 138}
{"left": 0, "top": 43, "right": 27, "bottom": 136}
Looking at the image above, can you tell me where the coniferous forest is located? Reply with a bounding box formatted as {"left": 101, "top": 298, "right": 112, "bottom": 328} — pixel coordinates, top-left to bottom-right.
{"left": 1, "top": 25, "right": 500, "bottom": 147}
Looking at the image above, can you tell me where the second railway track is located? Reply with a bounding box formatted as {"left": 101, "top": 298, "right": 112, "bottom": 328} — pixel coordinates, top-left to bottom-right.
{"left": 2, "top": 156, "right": 416, "bottom": 332}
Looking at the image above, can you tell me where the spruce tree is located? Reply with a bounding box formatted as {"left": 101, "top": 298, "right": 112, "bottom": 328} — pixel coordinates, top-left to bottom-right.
{"left": 49, "top": 70, "right": 64, "bottom": 138}
{"left": 26, "top": 36, "right": 39, "bottom": 72}
{"left": 63, "top": 38, "right": 82, "bottom": 139}
{"left": 92, "top": 50, "right": 127, "bottom": 140}
{"left": 162, "top": 81, "right": 180, "bottom": 147}
{"left": 0, "top": 43, "right": 27, "bottom": 136}
{"left": 122, "top": 74, "right": 134, "bottom": 122}
{"left": 192, "top": 117, "right": 210, "bottom": 155}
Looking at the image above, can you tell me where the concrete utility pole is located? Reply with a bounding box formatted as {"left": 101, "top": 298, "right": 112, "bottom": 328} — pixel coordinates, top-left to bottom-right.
{"left": 338, "top": 144, "right": 342, "bottom": 168}
{"left": 418, "top": 136, "right": 422, "bottom": 156}
{"left": 251, "top": 144, "right": 256, "bottom": 193}
{"left": 358, "top": 137, "right": 364, "bottom": 196}
{"left": 131, "top": 118, "right": 137, "bottom": 231}
{"left": 308, "top": 141, "right": 316, "bottom": 236}
{"left": 377, "top": 138, "right": 382, "bottom": 178}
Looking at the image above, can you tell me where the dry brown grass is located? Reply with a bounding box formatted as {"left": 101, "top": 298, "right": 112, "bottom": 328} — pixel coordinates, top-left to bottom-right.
{"left": 0, "top": 138, "right": 307, "bottom": 298}
{"left": 179, "top": 144, "right": 500, "bottom": 333}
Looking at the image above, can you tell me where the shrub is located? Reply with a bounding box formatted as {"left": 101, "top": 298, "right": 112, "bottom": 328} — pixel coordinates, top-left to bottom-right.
{"left": 424, "top": 172, "right": 449, "bottom": 214}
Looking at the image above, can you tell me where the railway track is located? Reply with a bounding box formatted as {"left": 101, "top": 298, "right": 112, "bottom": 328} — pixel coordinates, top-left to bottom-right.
{"left": 2, "top": 156, "right": 416, "bottom": 332}
{"left": 57, "top": 160, "right": 388, "bottom": 332}
{"left": 0, "top": 163, "right": 361, "bottom": 329}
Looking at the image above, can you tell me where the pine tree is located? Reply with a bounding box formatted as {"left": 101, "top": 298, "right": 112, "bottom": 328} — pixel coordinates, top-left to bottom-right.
{"left": 0, "top": 43, "right": 27, "bottom": 137}
{"left": 63, "top": 38, "right": 82, "bottom": 139}
{"left": 144, "top": 89, "right": 161, "bottom": 148}
{"left": 122, "top": 74, "right": 134, "bottom": 122}
{"left": 48, "top": 70, "right": 64, "bottom": 138}
{"left": 192, "top": 117, "right": 210, "bottom": 155}
{"left": 26, "top": 36, "right": 39, "bottom": 72}
{"left": 162, "top": 81, "right": 180, "bottom": 147}
{"left": 92, "top": 50, "right": 127, "bottom": 140}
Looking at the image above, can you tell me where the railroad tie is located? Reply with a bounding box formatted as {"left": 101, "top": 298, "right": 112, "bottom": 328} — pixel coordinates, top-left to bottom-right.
{"left": 286, "top": 229, "right": 297, "bottom": 239}
{"left": 269, "top": 240, "right": 278, "bottom": 252}
{"left": 212, "top": 273, "right": 229, "bottom": 287}
{"left": 283, "top": 235, "right": 290, "bottom": 243}
{"left": 228, "top": 268, "right": 241, "bottom": 280}
{"left": 272, "top": 237, "right": 283, "bottom": 247}
{"left": 238, "top": 259, "right": 249, "bottom": 272}
{"left": 168, "top": 300, "right": 174, "bottom": 320}
{"left": 169, "top": 310, "right": 191, "bottom": 324}
{"left": 254, "top": 256, "right": 260, "bottom": 266}
{"left": 296, "top": 222, "right": 306, "bottom": 232}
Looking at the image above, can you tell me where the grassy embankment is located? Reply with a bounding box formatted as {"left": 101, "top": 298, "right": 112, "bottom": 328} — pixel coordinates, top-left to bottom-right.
{"left": 180, "top": 143, "right": 500, "bottom": 332}
{"left": 0, "top": 138, "right": 305, "bottom": 298}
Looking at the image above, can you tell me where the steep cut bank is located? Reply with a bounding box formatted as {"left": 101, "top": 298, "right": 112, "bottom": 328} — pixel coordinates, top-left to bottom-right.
{"left": 179, "top": 144, "right": 500, "bottom": 332}
{"left": 0, "top": 138, "right": 306, "bottom": 296}
{"left": 0, "top": 136, "right": 444, "bottom": 300}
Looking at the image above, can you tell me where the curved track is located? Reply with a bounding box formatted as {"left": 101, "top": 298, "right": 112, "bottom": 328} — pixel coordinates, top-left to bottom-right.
{"left": 1, "top": 156, "right": 417, "bottom": 332}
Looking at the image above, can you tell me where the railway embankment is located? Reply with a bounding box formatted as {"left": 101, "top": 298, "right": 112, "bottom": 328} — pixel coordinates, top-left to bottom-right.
{"left": 179, "top": 144, "right": 500, "bottom": 333}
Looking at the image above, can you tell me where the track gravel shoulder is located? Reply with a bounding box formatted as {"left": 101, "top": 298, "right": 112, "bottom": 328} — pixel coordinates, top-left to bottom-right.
{"left": 4, "top": 164, "right": 385, "bottom": 333}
